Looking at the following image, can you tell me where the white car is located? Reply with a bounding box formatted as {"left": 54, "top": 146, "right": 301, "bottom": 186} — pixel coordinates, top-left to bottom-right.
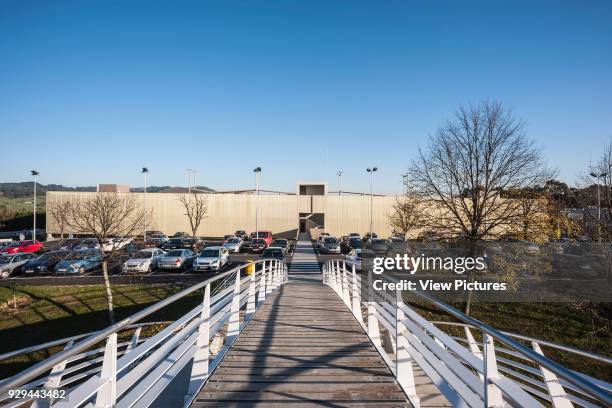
{"left": 222, "top": 237, "right": 243, "bottom": 253}
{"left": 194, "top": 246, "right": 229, "bottom": 272}
{"left": 73, "top": 238, "right": 100, "bottom": 251}
{"left": 344, "top": 249, "right": 362, "bottom": 271}
{"left": 319, "top": 237, "right": 341, "bottom": 254}
{"left": 102, "top": 237, "right": 133, "bottom": 252}
{"left": 0, "top": 253, "right": 37, "bottom": 278}
{"left": 122, "top": 248, "right": 166, "bottom": 273}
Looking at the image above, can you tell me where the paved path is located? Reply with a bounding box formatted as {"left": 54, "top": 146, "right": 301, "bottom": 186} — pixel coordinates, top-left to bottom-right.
{"left": 287, "top": 233, "right": 322, "bottom": 283}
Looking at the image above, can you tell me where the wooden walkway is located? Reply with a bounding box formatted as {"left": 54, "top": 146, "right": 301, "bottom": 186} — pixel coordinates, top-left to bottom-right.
{"left": 191, "top": 283, "right": 410, "bottom": 407}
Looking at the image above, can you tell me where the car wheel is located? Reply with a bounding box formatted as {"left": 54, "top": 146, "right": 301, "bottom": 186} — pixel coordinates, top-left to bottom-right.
{"left": 147, "top": 264, "right": 152, "bottom": 273}
{"left": 79, "top": 267, "right": 85, "bottom": 274}
{"left": 0, "top": 270, "right": 9, "bottom": 279}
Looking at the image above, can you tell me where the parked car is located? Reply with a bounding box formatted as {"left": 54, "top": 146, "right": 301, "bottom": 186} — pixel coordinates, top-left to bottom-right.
{"left": 146, "top": 234, "right": 169, "bottom": 246}
{"left": 161, "top": 238, "right": 191, "bottom": 251}
{"left": 362, "top": 232, "right": 378, "bottom": 241}
{"left": 223, "top": 234, "right": 235, "bottom": 242}
{"left": 319, "top": 237, "right": 341, "bottom": 254}
{"left": 253, "top": 231, "right": 273, "bottom": 246}
{"left": 122, "top": 248, "right": 166, "bottom": 273}
{"left": 23, "top": 250, "right": 70, "bottom": 275}
{"left": 0, "top": 253, "right": 37, "bottom": 278}
{"left": 172, "top": 232, "right": 189, "bottom": 237}
{"left": 54, "top": 249, "right": 103, "bottom": 275}
{"left": 365, "top": 238, "right": 390, "bottom": 255}
{"left": 194, "top": 247, "right": 229, "bottom": 272}
{"left": 147, "top": 230, "right": 164, "bottom": 236}
{"left": 223, "top": 237, "right": 244, "bottom": 253}
{"left": 73, "top": 238, "right": 100, "bottom": 251}
{"left": 158, "top": 249, "right": 196, "bottom": 271}
{"left": 261, "top": 247, "right": 284, "bottom": 261}
{"left": 234, "top": 230, "right": 247, "bottom": 239}
{"left": 56, "top": 238, "right": 84, "bottom": 250}
{"left": 270, "top": 239, "right": 290, "bottom": 254}
{"left": 102, "top": 237, "right": 133, "bottom": 252}
{"left": 349, "top": 232, "right": 360, "bottom": 238}
{"left": 249, "top": 238, "right": 268, "bottom": 253}
{"left": 341, "top": 237, "right": 362, "bottom": 253}
{"left": 1, "top": 240, "right": 43, "bottom": 254}
{"left": 344, "top": 249, "right": 362, "bottom": 271}
{"left": 387, "top": 236, "right": 405, "bottom": 243}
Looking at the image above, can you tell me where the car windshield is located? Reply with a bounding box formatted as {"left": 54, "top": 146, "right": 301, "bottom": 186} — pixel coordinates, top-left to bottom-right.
{"left": 166, "top": 250, "right": 184, "bottom": 257}
{"left": 67, "top": 252, "right": 87, "bottom": 260}
{"left": 263, "top": 250, "right": 283, "bottom": 257}
{"left": 134, "top": 251, "right": 153, "bottom": 259}
{"left": 200, "top": 249, "right": 219, "bottom": 257}
{"left": 6, "top": 242, "right": 20, "bottom": 247}
{"left": 226, "top": 239, "right": 240, "bottom": 244}
{"left": 35, "top": 253, "right": 52, "bottom": 262}
{"left": 324, "top": 238, "right": 337, "bottom": 244}
{"left": 0, "top": 256, "right": 12, "bottom": 264}
{"left": 253, "top": 239, "right": 265, "bottom": 244}
{"left": 272, "top": 240, "right": 286, "bottom": 246}
{"left": 168, "top": 239, "right": 182, "bottom": 244}
{"left": 370, "top": 239, "right": 385, "bottom": 244}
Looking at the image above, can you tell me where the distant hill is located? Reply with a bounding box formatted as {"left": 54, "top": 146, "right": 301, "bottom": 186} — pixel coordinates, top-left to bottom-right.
{"left": 0, "top": 182, "right": 214, "bottom": 198}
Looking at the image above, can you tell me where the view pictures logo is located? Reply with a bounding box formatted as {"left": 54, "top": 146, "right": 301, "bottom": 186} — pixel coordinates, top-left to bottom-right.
{"left": 372, "top": 254, "right": 486, "bottom": 275}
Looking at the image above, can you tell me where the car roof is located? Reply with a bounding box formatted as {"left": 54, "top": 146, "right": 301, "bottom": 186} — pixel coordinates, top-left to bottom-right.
{"left": 203, "top": 246, "right": 222, "bottom": 250}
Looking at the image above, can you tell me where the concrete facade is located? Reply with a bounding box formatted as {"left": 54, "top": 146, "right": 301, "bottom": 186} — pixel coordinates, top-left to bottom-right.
{"left": 45, "top": 191, "right": 399, "bottom": 238}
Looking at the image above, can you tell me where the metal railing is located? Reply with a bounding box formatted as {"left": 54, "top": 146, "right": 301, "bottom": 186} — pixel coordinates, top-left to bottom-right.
{"left": 0, "top": 259, "right": 288, "bottom": 407}
{"left": 322, "top": 260, "right": 612, "bottom": 408}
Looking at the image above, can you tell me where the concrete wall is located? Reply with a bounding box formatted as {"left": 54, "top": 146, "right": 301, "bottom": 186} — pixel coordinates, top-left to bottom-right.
{"left": 45, "top": 191, "right": 398, "bottom": 238}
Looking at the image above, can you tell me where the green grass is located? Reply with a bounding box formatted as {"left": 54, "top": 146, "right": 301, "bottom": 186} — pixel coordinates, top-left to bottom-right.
{"left": 0, "top": 196, "right": 46, "bottom": 215}
{"left": 0, "top": 283, "right": 203, "bottom": 377}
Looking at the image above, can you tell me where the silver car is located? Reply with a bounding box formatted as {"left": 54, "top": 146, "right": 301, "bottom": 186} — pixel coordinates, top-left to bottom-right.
{"left": 0, "top": 253, "right": 37, "bottom": 278}
{"left": 123, "top": 248, "right": 166, "bottom": 273}
{"left": 158, "top": 249, "right": 196, "bottom": 271}
{"left": 344, "top": 249, "right": 362, "bottom": 271}
{"left": 194, "top": 246, "right": 230, "bottom": 272}
{"left": 319, "top": 237, "right": 341, "bottom": 254}
{"left": 222, "top": 237, "right": 243, "bottom": 253}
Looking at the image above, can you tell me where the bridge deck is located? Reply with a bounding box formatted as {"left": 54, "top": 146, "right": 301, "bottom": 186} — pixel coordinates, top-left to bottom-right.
{"left": 191, "top": 282, "right": 410, "bottom": 407}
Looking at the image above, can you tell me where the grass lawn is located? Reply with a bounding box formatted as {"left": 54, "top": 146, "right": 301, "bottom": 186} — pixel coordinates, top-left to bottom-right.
{"left": 0, "top": 283, "right": 204, "bottom": 377}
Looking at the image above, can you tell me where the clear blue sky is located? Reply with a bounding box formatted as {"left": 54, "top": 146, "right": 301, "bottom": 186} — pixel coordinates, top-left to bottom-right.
{"left": 1, "top": 0, "right": 611, "bottom": 193}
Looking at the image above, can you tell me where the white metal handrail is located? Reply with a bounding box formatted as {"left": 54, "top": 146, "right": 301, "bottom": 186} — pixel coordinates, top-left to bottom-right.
{"left": 322, "top": 260, "right": 612, "bottom": 408}
{"left": 0, "top": 259, "right": 288, "bottom": 407}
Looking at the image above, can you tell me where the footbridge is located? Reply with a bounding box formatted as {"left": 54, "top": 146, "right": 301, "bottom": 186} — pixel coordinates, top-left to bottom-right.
{"left": 1, "top": 235, "right": 611, "bottom": 407}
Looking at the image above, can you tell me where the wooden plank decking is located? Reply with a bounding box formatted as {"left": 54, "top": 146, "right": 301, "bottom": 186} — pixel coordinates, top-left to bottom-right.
{"left": 191, "top": 283, "right": 410, "bottom": 407}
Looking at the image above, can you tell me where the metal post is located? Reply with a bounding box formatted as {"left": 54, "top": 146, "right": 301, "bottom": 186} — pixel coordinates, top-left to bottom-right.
{"left": 337, "top": 170, "right": 343, "bottom": 196}
{"left": 94, "top": 333, "right": 117, "bottom": 408}
{"left": 142, "top": 168, "right": 148, "bottom": 242}
{"left": 225, "top": 272, "right": 241, "bottom": 345}
{"left": 31, "top": 171, "right": 38, "bottom": 240}
{"left": 395, "top": 289, "right": 419, "bottom": 406}
{"left": 532, "top": 342, "right": 573, "bottom": 408}
{"left": 482, "top": 333, "right": 503, "bottom": 407}
{"left": 253, "top": 167, "right": 261, "bottom": 238}
{"left": 351, "top": 264, "right": 363, "bottom": 322}
{"left": 187, "top": 283, "right": 211, "bottom": 398}
{"left": 265, "top": 260, "right": 273, "bottom": 295}
{"left": 342, "top": 263, "right": 350, "bottom": 307}
{"left": 33, "top": 340, "right": 74, "bottom": 408}
{"left": 257, "top": 263, "right": 267, "bottom": 305}
{"left": 245, "top": 267, "right": 257, "bottom": 322}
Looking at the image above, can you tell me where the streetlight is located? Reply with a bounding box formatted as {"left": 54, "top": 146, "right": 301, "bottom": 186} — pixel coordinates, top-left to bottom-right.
{"left": 402, "top": 173, "right": 409, "bottom": 195}
{"left": 590, "top": 171, "right": 607, "bottom": 242}
{"left": 142, "top": 167, "right": 149, "bottom": 242}
{"left": 253, "top": 167, "right": 262, "bottom": 238}
{"left": 366, "top": 167, "right": 378, "bottom": 238}
{"left": 337, "top": 171, "right": 343, "bottom": 196}
{"left": 31, "top": 170, "right": 39, "bottom": 240}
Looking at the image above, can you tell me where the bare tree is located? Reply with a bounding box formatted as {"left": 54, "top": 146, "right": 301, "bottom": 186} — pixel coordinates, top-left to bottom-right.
{"left": 388, "top": 192, "right": 422, "bottom": 238}
{"left": 67, "top": 193, "right": 145, "bottom": 323}
{"left": 48, "top": 200, "right": 72, "bottom": 239}
{"left": 407, "top": 101, "right": 552, "bottom": 314}
{"left": 177, "top": 192, "right": 208, "bottom": 238}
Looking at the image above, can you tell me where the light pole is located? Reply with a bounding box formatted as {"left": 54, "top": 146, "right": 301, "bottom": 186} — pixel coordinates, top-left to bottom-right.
{"left": 253, "top": 167, "right": 262, "bottom": 238}
{"left": 590, "top": 171, "right": 607, "bottom": 242}
{"left": 337, "top": 171, "right": 343, "bottom": 196}
{"left": 31, "top": 170, "right": 39, "bottom": 240}
{"left": 366, "top": 167, "right": 378, "bottom": 238}
{"left": 402, "top": 173, "right": 409, "bottom": 195}
{"left": 142, "top": 167, "right": 149, "bottom": 241}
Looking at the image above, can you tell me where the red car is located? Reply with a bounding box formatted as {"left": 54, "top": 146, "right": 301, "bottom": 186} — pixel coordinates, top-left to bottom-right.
{"left": 1, "top": 240, "right": 43, "bottom": 254}
{"left": 252, "top": 231, "right": 273, "bottom": 246}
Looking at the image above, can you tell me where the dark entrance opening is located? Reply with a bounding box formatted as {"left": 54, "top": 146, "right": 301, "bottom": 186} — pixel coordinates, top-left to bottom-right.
{"left": 300, "top": 220, "right": 306, "bottom": 233}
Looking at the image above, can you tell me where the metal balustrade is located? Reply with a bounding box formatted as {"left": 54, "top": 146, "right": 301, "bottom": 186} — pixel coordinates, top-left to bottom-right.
{"left": 322, "top": 259, "right": 612, "bottom": 408}
{"left": 0, "top": 259, "right": 288, "bottom": 407}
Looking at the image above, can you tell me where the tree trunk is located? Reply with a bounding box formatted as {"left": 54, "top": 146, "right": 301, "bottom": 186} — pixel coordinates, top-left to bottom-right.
{"left": 463, "top": 242, "right": 478, "bottom": 316}
{"left": 101, "top": 260, "right": 116, "bottom": 324}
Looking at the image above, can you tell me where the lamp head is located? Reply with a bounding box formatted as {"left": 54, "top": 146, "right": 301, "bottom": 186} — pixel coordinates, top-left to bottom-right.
{"left": 253, "top": 167, "right": 262, "bottom": 173}
{"left": 30, "top": 170, "right": 39, "bottom": 176}
{"left": 142, "top": 167, "right": 149, "bottom": 173}
{"left": 373, "top": 167, "right": 378, "bottom": 172}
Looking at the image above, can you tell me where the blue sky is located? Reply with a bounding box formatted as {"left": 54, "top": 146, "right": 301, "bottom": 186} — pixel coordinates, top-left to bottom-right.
{"left": 1, "top": 0, "right": 611, "bottom": 194}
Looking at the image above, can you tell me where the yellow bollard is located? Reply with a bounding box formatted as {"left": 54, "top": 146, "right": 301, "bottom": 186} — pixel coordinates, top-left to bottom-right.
{"left": 245, "top": 260, "right": 255, "bottom": 276}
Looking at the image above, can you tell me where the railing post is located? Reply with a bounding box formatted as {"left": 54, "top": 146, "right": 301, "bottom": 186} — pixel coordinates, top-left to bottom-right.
{"left": 367, "top": 280, "right": 382, "bottom": 348}
{"left": 482, "top": 333, "right": 503, "bottom": 407}
{"left": 274, "top": 259, "right": 280, "bottom": 288}
{"left": 33, "top": 340, "right": 74, "bottom": 408}
{"left": 94, "top": 333, "right": 117, "bottom": 408}
{"left": 351, "top": 264, "right": 363, "bottom": 323}
{"left": 532, "top": 342, "right": 573, "bottom": 408}
{"left": 341, "top": 263, "right": 351, "bottom": 307}
{"left": 257, "top": 262, "right": 266, "bottom": 305}
{"left": 265, "top": 260, "right": 273, "bottom": 296}
{"left": 245, "top": 266, "right": 257, "bottom": 322}
{"left": 464, "top": 327, "right": 484, "bottom": 381}
{"left": 396, "top": 289, "right": 419, "bottom": 407}
{"left": 334, "top": 261, "right": 342, "bottom": 296}
{"left": 186, "top": 283, "right": 211, "bottom": 401}
{"left": 225, "top": 271, "right": 241, "bottom": 345}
